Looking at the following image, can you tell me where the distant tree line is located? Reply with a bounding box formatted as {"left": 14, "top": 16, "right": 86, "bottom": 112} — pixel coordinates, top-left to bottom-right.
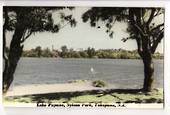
{"left": 22, "top": 47, "right": 53, "bottom": 57}
{"left": 6, "top": 45, "right": 162, "bottom": 59}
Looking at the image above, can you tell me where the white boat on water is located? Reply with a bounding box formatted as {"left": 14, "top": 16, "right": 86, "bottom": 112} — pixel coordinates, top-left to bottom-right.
{"left": 90, "top": 67, "right": 94, "bottom": 73}
{"left": 90, "top": 67, "right": 97, "bottom": 75}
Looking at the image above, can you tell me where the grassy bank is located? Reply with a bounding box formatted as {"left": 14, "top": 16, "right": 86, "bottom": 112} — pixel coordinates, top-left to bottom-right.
{"left": 4, "top": 88, "right": 163, "bottom": 104}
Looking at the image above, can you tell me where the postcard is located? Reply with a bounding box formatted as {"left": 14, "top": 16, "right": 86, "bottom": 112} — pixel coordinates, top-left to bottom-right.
{"left": 1, "top": 1, "right": 165, "bottom": 110}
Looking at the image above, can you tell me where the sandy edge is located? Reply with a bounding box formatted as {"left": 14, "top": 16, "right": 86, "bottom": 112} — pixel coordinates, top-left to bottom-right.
{"left": 5, "top": 81, "right": 113, "bottom": 97}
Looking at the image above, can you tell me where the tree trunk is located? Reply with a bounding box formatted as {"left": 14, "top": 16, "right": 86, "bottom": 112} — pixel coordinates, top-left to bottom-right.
{"left": 142, "top": 53, "right": 154, "bottom": 92}
{"left": 3, "top": 27, "right": 25, "bottom": 93}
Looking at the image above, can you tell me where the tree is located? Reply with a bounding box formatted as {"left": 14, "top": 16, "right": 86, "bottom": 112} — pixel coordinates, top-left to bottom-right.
{"left": 42, "top": 48, "right": 52, "bottom": 57}
{"left": 3, "top": 7, "right": 76, "bottom": 93}
{"left": 87, "top": 47, "right": 95, "bottom": 58}
{"left": 82, "top": 7, "right": 164, "bottom": 92}
{"left": 61, "top": 45, "right": 68, "bottom": 58}
{"left": 79, "top": 51, "right": 88, "bottom": 58}
{"left": 35, "top": 46, "right": 42, "bottom": 57}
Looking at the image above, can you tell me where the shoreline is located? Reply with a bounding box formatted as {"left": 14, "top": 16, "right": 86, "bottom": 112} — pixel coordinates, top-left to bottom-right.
{"left": 5, "top": 81, "right": 114, "bottom": 97}
{"left": 3, "top": 81, "right": 163, "bottom": 106}
{"left": 4, "top": 80, "right": 163, "bottom": 97}
{"left": 19, "top": 57, "right": 164, "bottom": 60}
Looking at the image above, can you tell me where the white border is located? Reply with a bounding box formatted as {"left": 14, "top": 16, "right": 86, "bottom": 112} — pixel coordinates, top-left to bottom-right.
{"left": 1, "top": 0, "right": 167, "bottom": 7}
{"left": 164, "top": 0, "right": 170, "bottom": 111}
{"left": 0, "top": 1, "right": 5, "bottom": 115}
{"left": 0, "top": 0, "right": 170, "bottom": 115}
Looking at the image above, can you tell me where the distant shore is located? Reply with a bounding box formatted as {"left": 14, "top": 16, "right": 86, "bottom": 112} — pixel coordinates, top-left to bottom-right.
{"left": 16, "top": 46, "right": 163, "bottom": 59}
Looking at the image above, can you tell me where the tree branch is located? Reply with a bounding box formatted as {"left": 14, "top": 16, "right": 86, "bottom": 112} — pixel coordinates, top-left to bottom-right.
{"left": 20, "top": 29, "right": 32, "bottom": 43}
{"left": 147, "top": 9, "right": 156, "bottom": 25}
{"left": 129, "top": 9, "right": 147, "bottom": 37}
{"left": 151, "top": 23, "right": 164, "bottom": 33}
{"left": 134, "top": 23, "right": 147, "bottom": 37}
{"left": 151, "top": 31, "right": 164, "bottom": 53}
{"left": 141, "top": 9, "right": 146, "bottom": 25}
{"left": 154, "top": 9, "right": 162, "bottom": 17}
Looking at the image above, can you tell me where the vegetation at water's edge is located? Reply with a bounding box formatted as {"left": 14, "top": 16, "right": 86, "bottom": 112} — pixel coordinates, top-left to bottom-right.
{"left": 5, "top": 45, "right": 163, "bottom": 59}
{"left": 92, "top": 80, "right": 107, "bottom": 87}
{"left": 4, "top": 88, "right": 163, "bottom": 104}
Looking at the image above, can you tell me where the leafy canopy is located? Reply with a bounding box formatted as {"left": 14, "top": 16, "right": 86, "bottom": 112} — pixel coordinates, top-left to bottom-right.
{"left": 4, "top": 7, "right": 76, "bottom": 43}
{"left": 82, "top": 7, "right": 164, "bottom": 54}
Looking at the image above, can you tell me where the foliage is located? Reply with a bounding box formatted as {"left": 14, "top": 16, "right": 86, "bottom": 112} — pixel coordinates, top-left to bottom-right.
{"left": 61, "top": 45, "right": 68, "bottom": 58}
{"left": 21, "top": 46, "right": 162, "bottom": 59}
{"left": 82, "top": 7, "right": 164, "bottom": 49}
{"left": 4, "top": 7, "right": 76, "bottom": 32}
{"left": 35, "top": 46, "right": 42, "bottom": 57}
{"left": 92, "top": 80, "right": 107, "bottom": 87}
{"left": 87, "top": 47, "right": 95, "bottom": 58}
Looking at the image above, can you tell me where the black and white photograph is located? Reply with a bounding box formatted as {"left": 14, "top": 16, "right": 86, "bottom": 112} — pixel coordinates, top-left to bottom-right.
{"left": 2, "top": 5, "right": 164, "bottom": 108}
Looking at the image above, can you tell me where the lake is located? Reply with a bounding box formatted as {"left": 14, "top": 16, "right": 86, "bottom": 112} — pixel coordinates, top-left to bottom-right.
{"left": 12, "top": 58, "right": 163, "bottom": 89}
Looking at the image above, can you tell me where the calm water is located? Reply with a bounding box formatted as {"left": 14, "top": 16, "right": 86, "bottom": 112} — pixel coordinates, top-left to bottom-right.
{"left": 13, "top": 58, "right": 163, "bottom": 89}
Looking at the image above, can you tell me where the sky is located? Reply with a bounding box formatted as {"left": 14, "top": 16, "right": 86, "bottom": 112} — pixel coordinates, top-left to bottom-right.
{"left": 6, "top": 7, "right": 163, "bottom": 53}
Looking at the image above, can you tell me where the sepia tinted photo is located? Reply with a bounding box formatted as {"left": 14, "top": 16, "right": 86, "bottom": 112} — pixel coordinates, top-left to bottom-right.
{"left": 3, "top": 6, "right": 164, "bottom": 108}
